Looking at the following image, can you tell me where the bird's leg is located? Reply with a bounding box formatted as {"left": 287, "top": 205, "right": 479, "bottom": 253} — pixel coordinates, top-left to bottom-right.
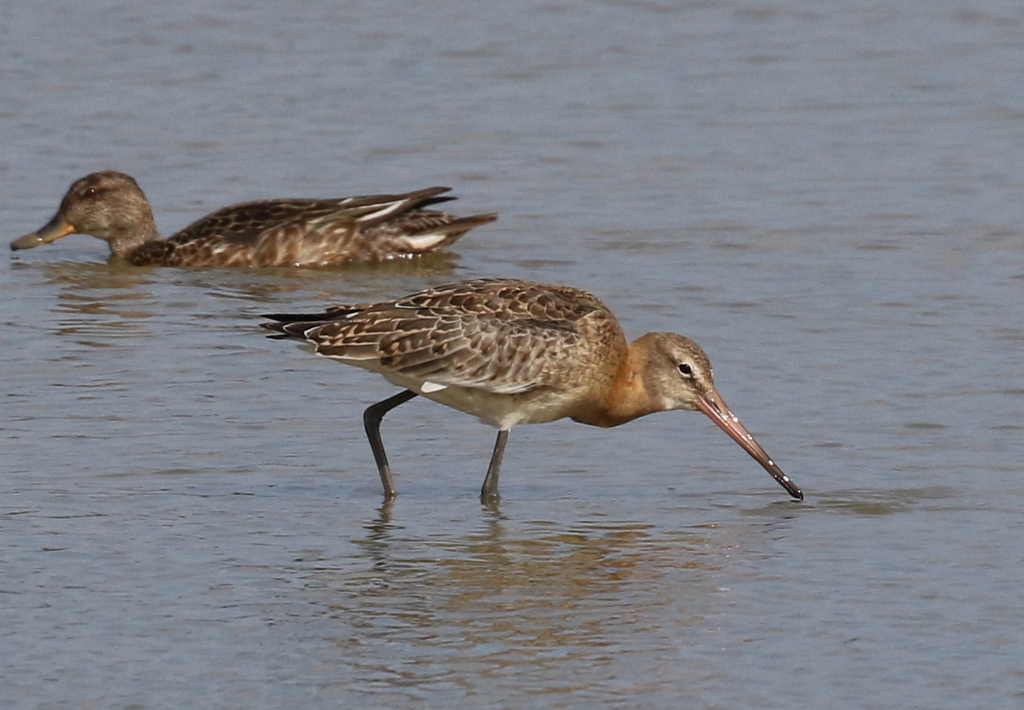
{"left": 480, "top": 428, "right": 510, "bottom": 503}
{"left": 363, "top": 390, "right": 418, "bottom": 499}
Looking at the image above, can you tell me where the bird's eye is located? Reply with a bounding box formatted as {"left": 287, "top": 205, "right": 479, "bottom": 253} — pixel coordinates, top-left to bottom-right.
{"left": 678, "top": 362, "right": 693, "bottom": 377}
{"left": 83, "top": 187, "right": 98, "bottom": 198}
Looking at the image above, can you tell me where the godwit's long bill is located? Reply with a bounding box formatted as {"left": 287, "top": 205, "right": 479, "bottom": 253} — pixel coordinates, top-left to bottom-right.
{"left": 262, "top": 278, "right": 803, "bottom": 502}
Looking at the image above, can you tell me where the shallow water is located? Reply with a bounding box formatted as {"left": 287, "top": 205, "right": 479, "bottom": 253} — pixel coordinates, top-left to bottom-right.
{"left": 3, "top": 1, "right": 1024, "bottom": 708}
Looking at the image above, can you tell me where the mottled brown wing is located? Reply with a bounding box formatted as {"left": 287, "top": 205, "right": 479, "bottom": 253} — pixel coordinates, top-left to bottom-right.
{"left": 169, "top": 199, "right": 337, "bottom": 246}
{"left": 167, "top": 187, "right": 455, "bottom": 246}
{"left": 305, "top": 279, "right": 612, "bottom": 394}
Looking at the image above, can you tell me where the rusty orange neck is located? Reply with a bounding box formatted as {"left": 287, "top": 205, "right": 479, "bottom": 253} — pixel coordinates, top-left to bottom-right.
{"left": 574, "top": 339, "right": 660, "bottom": 428}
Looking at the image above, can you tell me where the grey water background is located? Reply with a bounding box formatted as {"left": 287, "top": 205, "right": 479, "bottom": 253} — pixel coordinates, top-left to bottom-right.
{"left": 2, "top": 1, "right": 1023, "bottom": 708}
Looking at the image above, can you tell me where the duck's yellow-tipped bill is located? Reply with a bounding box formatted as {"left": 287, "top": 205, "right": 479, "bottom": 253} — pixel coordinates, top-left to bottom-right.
{"left": 11, "top": 214, "right": 76, "bottom": 251}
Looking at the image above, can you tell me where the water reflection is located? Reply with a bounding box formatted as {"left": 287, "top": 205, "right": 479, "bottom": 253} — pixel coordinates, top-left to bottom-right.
{"left": 18, "top": 260, "right": 156, "bottom": 299}
{"left": 15, "top": 251, "right": 470, "bottom": 347}
{"left": 291, "top": 503, "right": 721, "bottom": 686}
{"left": 814, "top": 486, "right": 964, "bottom": 516}
{"left": 168, "top": 250, "right": 467, "bottom": 307}
{"left": 9, "top": 262, "right": 160, "bottom": 344}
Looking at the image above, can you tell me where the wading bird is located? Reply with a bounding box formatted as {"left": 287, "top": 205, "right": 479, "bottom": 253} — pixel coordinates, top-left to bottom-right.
{"left": 262, "top": 278, "right": 803, "bottom": 502}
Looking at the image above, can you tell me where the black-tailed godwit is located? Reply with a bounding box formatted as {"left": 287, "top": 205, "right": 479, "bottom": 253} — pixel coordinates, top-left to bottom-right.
{"left": 262, "top": 278, "right": 803, "bottom": 502}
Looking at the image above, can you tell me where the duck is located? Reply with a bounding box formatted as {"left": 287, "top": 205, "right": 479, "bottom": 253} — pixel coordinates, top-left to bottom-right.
{"left": 11, "top": 171, "right": 496, "bottom": 267}
{"left": 262, "top": 278, "right": 803, "bottom": 502}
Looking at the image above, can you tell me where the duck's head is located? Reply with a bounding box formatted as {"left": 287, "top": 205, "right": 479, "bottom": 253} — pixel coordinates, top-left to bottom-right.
{"left": 11, "top": 171, "right": 158, "bottom": 255}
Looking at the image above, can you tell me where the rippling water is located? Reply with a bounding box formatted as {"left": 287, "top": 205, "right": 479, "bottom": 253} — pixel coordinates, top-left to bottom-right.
{"left": 3, "top": 1, "right": 1024, "bottom": 708}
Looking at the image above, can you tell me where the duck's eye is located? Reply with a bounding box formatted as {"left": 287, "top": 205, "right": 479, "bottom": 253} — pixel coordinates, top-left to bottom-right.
{"left": 678, "top": 362, "right": 693, "bottom": 377}
{"left": 83, "top": 187, "right": 98, "bottom": 198}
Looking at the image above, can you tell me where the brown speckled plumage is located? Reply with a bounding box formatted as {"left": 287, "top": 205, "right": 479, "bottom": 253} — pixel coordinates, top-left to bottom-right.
{"left": 262, "top": 278, "right": 803, "bottom": 502}
{"left": 11, "top": 171, "right": 496, "bottom": 267}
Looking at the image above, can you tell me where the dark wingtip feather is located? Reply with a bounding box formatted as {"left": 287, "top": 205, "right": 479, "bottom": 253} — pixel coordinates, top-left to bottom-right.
{"left": 419, "top": 195, "right": 458, "bottom": 209}
{"left": 259, "top": 318, "right": 334, "bottom": 340}
{"left": 261, "top": 303, "right": 368, "bottom": 340}
{"left": 259, "top": 320, "right": 292, "bottom": 338}
{"left": 408, "top": 186, "right": 454, "bottom": 209}
{"left": 261, "top": 312, "right": 322, "bottom": 323}
{"left": 261, "top": 304, "right": 362, "bottom": 323}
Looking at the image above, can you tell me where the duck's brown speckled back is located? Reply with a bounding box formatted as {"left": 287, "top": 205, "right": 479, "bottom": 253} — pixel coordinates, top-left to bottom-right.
{"left": 12, "top": 171, "right": 496, "bottom": 267}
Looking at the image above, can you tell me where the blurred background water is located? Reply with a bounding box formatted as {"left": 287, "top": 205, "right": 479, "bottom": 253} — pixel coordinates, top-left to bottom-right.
{"left": 2, "top": 1, "right": 1023, "bottom": 708}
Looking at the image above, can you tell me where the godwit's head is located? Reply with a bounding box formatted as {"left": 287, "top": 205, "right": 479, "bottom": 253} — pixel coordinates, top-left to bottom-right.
{"left": 638, "top": 332, "right": 803, "bottom": 500}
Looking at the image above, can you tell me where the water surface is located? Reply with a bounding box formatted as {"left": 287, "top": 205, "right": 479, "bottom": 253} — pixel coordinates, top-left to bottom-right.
{"left": 2, "top": 1, "right": 1024, "bottom": 708}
